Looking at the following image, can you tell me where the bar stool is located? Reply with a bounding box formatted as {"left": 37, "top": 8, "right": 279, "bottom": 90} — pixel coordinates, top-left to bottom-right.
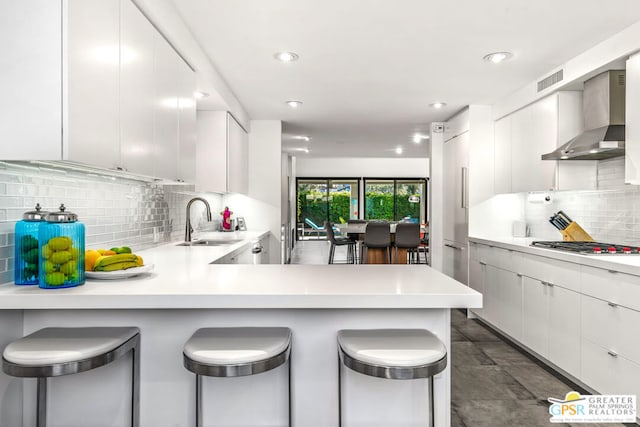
{"left": 394, "top": 222, "right": 421, "bottom": 264}
{"left": 2, "top": 327, "right": 141, "bottom": 427}
{"left": 183, "top": 327, "right": 292, "bottom": 427}
{"left": 326, "top": 221, "right": 357, "bottom": 264}
{"left": 362, "top": 221, "right": 391, "bottom": 264}
{"left": 337, "top": 329, "right": 447, "bottom": 427}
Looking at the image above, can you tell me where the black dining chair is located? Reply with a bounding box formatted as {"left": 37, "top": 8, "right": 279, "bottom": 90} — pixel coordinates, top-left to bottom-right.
{"left": 362, "top": 221, "right": 391, "bottom": 264}
{"left": 325, "top": 221, "right": 357, "bottom": 264}
{"left": 394, "top": 222, "right": 421, "bottom": 264}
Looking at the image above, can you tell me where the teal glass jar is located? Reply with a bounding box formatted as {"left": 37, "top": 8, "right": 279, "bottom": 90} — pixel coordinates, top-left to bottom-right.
{"left": 38, "top": 204, "right": 85, "bottom": 289}
{"left": 14, "top": 204, "right": 48, "bottom": 285}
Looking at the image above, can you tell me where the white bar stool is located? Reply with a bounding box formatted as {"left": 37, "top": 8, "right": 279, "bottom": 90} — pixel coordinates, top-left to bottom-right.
{"left": 2, "top": 327, "right": 141, "bottom": 427}
{"left": 337, "top": 329, "right": 447, "bottom": 427}
{"left": 183, "top": 327, "right": 292, "bottom": 427}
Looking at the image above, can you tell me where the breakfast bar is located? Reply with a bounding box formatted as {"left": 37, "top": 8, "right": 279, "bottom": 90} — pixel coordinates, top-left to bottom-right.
{"left": 0, "top": 244, "right": 481, "bottom": 427}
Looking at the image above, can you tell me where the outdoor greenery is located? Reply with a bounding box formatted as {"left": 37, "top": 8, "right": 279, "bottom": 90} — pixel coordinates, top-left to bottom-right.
{"left": 298, "top": 190, "right": 351, "bottom": 226}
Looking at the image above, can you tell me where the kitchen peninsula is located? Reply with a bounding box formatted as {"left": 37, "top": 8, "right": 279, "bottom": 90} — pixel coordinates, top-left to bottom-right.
{"left": 0, "top": 239, "right": 481, "bottom": 427}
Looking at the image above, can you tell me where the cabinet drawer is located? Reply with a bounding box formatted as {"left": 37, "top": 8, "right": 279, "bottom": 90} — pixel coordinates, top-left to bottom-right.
{"left": 581, "top": 266, "right": 640, "bottom": 312}
{"left": 581, "top": 294, "right": 640, "bottom": 364}
{"left": 469, "top": 242, "right": 489, "bottom": 262}
{"left": 581, "top": 338, "right": 640, "bottom": 399}
{"left": 486, "top": 246, "right": 521, "bottom": 272}
{"left": 519, "top": 254, "right": 580, "bottom": 292}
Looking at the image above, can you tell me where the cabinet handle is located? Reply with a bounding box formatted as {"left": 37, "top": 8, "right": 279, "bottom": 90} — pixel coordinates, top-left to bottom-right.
{"left": 541, "top": 281, "right": 549, "bottom": 286}
{"left": 607, "top": 350, "right": 618, "bottom": 358}
{"left": 479, "top": 261, "right": 487, "bottom": 266}
{"left": 547, "top": 282, "right": 554, "bottom": 287}
{"left": 516, "top": 273, "right": 523, "bottom": 277}
{"left": 445, "top": 243, "right": 463, "bottom": 250}
{"left": 607, "top": 302, "right": 618, "bottom": 308}
{"left": 608, "top": 270, "right": 618, "bottom": 274}
{"left": 461, "top": 167, "right": 468, "bottom": 208}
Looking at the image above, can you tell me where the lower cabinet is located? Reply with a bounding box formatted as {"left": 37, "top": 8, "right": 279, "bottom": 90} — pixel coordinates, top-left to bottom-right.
{"left": 443, "top": 241, "right": 468, "bottom": 285}
{"left": 547, "top": 285, "right": 581, "bottom": 378}
{"left": 582, "top": 338, "right": 640, "bottom": 399}
{"left": 484, "top": 265, "right": 522, "bottom": 341}
{"left": 468, "top": 259, "right": 484, "bottom": 317}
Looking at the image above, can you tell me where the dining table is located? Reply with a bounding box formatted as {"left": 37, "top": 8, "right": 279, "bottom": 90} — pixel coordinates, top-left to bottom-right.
{"left": 335, "top": 222, "right": 428, "bottom": 264}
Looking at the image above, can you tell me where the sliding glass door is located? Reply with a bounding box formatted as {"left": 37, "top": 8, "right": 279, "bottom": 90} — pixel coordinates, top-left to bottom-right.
{"left": 297, "top": 178, "right": 359, "bottom": 240}
{"left": 364, "top": 178, "right": 427, "bottom": 223}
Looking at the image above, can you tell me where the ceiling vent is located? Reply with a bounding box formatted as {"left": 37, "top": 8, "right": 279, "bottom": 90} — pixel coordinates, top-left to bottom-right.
{"left": 537, "top": 69, "right": 564, "bottom": 92}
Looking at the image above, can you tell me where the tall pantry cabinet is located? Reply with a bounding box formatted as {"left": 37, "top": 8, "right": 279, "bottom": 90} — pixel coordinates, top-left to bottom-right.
{"left": 442, "top": 105, "right": 493, "bottom": 285}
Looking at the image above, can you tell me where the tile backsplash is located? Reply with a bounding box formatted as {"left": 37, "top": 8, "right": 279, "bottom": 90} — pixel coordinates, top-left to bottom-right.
{"left": 0, "top": 162, "right": 222, "bottom": 284}
{"left": 525, "top": 157, "right": 640, "bottom": 245}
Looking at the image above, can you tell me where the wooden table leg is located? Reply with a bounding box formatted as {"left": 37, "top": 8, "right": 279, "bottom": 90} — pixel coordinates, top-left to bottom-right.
{"left": 394, "top": 248, "right": 408, "bottom": 264}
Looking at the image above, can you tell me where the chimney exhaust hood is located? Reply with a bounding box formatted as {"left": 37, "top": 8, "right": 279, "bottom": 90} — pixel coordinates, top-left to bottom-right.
{"left": 542, "top": 70, "right": 625, "bottom": 161}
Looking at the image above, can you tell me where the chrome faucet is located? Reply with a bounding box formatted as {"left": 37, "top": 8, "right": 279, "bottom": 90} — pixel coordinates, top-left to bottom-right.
{"left": 185, "top": 197, "right": 212, "bottom": 242}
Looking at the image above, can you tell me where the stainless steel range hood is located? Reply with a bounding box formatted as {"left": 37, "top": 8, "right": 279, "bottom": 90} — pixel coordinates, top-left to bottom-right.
{"left": 542, "top": 70, "right": 625, "bottom": 161}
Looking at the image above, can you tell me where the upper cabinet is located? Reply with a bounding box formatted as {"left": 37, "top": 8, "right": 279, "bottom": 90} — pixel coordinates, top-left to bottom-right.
{"left": 626, "top": 52, "right": 640, "bottom": 185}
{"left": 1, "top": 0, "right": 196, "bottom": 182}
{"left": 0, "top": 0, "right": 63, "bottom": 159}
{"left": 196, "top": 111, "right": 249, "bottom": 194}
{"left": 493, "top": 91, "right": 591, "bottom": 193}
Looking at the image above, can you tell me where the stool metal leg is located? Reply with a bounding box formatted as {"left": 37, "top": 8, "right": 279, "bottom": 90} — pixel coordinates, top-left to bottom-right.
{"left": 132, "top": 339, "right": 140, "bottom": 427}
{"left": 37, "top": 377, "right": 46, "bottom": 427}
{"left": 288, "top": 354, "right": 292, "bottom": 426}
{"left": 429, "top": 376, "right": 435, "bottom": 427}
{"left": 338, "top": 354, "right": 342, "bottom": 427}
{"left": 196, "top": 374, "right": 202, "bottom": 427}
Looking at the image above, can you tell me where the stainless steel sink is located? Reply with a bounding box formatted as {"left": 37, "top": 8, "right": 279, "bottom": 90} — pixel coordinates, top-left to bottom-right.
{"left": 176, "top": 239, "right": 243, "bottom": 247}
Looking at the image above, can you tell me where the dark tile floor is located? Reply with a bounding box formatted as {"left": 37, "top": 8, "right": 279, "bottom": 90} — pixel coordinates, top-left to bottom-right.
{"left": 451, "top": 309, "right": 636, "bottom": 427}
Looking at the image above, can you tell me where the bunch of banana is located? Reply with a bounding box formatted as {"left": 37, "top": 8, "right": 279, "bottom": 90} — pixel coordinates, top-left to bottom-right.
{"left": 93, "top": 253, "right": 144, "bottom": 272}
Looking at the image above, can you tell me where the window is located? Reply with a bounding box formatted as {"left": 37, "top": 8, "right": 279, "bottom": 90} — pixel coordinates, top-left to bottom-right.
{"left": 364, "top": 178, "right": 427, "bottom": 223}
{"left": 296, "top": 178, "right": 359, "bottom": 240}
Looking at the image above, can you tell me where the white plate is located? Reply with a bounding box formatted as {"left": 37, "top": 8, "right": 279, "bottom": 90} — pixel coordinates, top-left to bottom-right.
{"left": 86, "top": 264, "right": 154, "bottom": 280}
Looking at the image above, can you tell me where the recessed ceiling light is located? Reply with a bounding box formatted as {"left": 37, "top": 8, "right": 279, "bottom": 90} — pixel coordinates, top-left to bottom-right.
{"left": 274, "top": 51, "right": 299, "bottom": 62}
{"left": 293, "top": 135, "right": 311, "bottom": 142}
{"left": 286, "top": 100, "right": 303, "bottom": 108}
{"left": 483, "top": 51, "right": 513, "bottom": 64}
{"left": 395, "top": 147, "right": 403, "bottom": 155}
{"left": 429, "top": 102, "right": 447, "bottom": 109}
{"left": 412, "top": 133, "right": 429, "bottom": 143}
{"left": 194, "top": 91, "right": 210, "bottom": 99}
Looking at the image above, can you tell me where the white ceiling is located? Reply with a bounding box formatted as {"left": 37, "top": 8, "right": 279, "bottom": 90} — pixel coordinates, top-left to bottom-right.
{"left": 172, "top": 0, "right": 640, "bottom": 158}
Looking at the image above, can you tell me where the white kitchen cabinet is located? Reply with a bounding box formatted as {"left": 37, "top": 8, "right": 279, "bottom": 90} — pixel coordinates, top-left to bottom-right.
{"left": 522, "top": 276, "right": 548, "bottom": 357}
{"left": 119, "top": 0, "right": 156, "bottom": 174}
{"left": 227, "top": 114, "right": 249, "bottom": 194}
{"left": 468, "top": 258, "right": 484, "bottom": 317}
{"left": 0, "top": 0, "right": 195, "bottom": 181}
{"left": 548, "top": 284, "right": 581, "bottom": 378}
{"left": 581, "top": 338, "right": 640, "bottom": 400}
{"left": 511, "top": 95, "right": 558, "bottom": 192}
{"left": 151, "top": 31, "right": 180, "bottom": 180}
{"left": 443, "top": 241, "right": 468, "bottom": 285}
{"left": 65, "top": 0, "right": 120, "bottom": 169}
{"left": 196, "top": 111, "right": 249, "bottom": 194}
{"left": 497, "top": 270, "right": 523, "bottom": 341}
{"left": 0, "top": 0, "right": 62, "bottom": 159}
{"left": 177, "top": 60, "right": 197, "bottom": 183}
{"left": 626, "top": 52, "right": 640, "bottom": 184}
{"left": 493, "top": 116, "right": 512, "bottom": 194}
{"left": 443, "top": 131, "right": 469, "bottom": 244}
{"left": 494, "top": 91, "right": 588, "bottom": 194}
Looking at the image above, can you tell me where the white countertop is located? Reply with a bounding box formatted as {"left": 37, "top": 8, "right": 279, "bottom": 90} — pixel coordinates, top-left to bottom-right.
{"left": 0, "top": 231, "right": 481, "bottom": 310}
{"left": 470, "top": 236, "right": 640, "bottom": 276}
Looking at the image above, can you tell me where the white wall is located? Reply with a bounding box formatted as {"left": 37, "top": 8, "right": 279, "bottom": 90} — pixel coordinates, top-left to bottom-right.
{"left": 429, "top": 124, "right": 444, "bottom": 271}
{"left": 295, "top": 157, "right": 429, "bottom": 178}
{"left": 224, "top": 120, "right": 282, "bottom": 262}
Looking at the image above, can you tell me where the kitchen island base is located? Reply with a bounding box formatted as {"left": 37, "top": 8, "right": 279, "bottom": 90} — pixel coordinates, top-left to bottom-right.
{"left": 5, "top": 308, "right": 451, "bottom": 427}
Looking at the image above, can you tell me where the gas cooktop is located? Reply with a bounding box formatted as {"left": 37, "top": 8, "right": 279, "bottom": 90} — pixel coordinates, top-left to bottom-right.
{"left": 530, "top": 241, "right": 640, "bottom": 255}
